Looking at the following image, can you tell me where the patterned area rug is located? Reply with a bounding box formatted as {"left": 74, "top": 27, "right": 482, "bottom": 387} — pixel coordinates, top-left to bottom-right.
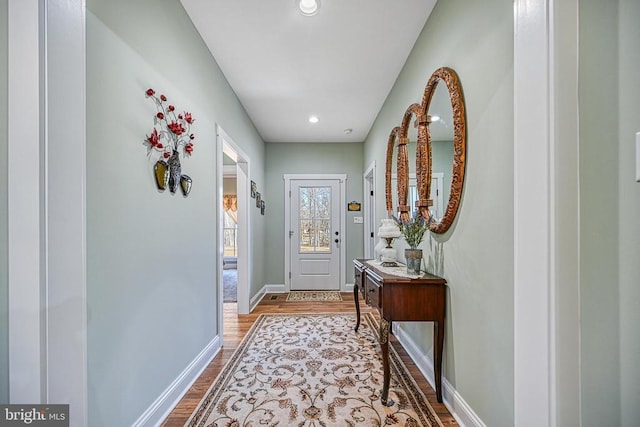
{"left": 186, "top": 313, "right": 443, "bottom": 426}
{"left": 286, "top": 291, "right": 343, "bottom": 302}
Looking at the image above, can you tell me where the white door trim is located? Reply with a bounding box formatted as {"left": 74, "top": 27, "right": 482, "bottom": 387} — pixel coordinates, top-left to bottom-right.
{"left": 363, "top": 161, "right": 376, "bottom": 259}
{"left": 514, "top": 1, "right": 580, "bottom": 425}
{"left": 217, "top": 125, "right": 251, "bottom": 323}
{"left": 8, "top": 1, "right": 89, "bottom": 424}
{"left": 7, "top": 0, "right": 45, "bottom": 403}
{"left": 514, "top": 1, "right": 554, "bottom": 424}
{"left": 284, "top": 174, "right": 347, "bottom": 292}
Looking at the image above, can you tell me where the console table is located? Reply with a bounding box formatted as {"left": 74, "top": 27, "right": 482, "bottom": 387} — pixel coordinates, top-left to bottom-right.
{"left": 353, "top": 259, "right": 447, "bottom": 404}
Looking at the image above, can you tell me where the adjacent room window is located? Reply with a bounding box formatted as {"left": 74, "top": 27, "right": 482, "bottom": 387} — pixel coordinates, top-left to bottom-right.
{"left": 223, "top": 195, "right": 238, "bottom": 256}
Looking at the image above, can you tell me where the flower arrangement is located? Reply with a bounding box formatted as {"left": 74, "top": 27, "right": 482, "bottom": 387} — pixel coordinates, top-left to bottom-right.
{"left": 144, "top": 88, "right": 195, "bottom": 159}
{"left": 395, "top": 212, "right": 432, "bottom": 249}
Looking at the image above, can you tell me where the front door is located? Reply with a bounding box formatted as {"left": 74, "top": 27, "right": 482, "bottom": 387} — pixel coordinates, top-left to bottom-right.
{"left": 289, "top": 179, "right": 341, "bottom": 290}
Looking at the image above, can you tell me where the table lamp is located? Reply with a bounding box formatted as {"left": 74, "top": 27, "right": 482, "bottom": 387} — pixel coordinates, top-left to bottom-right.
{"left": 377, "top": 219, "right": 401, "bottom": 267}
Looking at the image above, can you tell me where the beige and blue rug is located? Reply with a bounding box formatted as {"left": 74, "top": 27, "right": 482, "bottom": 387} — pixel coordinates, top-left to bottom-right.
{"left": 185, "top": 313, "right": 443, "bottom": 426}
{"left": 286, "top": 291, "right": 343, "bottom": 302}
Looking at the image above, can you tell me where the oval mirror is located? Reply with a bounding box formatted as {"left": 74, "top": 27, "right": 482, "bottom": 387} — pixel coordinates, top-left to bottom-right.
{"left": 384, "top": 127, "right": 401, "bottom": 218}
{"left": 419, "top": 67, "right": 466, "bottom": 234}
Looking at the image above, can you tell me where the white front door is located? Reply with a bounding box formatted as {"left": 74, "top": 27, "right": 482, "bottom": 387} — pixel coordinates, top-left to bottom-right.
{"left": 289, "top": 179, "right": 341, "bottom": 290}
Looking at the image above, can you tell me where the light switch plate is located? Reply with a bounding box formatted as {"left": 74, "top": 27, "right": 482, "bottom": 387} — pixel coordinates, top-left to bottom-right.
{"left": 636, "top": 132, "right": 640, "bottom": 182}
{"left": 353, "top": 216, "right": 363, "bottom": 224}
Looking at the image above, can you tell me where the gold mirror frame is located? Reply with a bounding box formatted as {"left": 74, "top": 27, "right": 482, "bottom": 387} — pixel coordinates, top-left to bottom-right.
{"left": 384, "top": 126, "right": 401, "bottom": 218}
{"left": 419, "top": 67, "right": 466, "bottom": 234}
{"left": 385, "top": 67, "right": 465, "bottom": 234}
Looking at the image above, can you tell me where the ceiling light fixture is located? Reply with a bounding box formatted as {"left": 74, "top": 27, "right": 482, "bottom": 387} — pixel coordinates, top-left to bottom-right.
{"left": 308, "top": 115, "right": 319, "bottom": 124}
{"left": 298, "top": 0, "right": 320, "bottom": 16}
{"left": 430, "top": 115, "right": 441, "bottom": 123}
{"left": 344, "top": 128, "right": 353, "bottom": 134}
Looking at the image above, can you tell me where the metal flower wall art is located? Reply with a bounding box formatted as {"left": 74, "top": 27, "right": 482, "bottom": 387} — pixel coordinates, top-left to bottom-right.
{"left": 144, "top": 88, "right": 195, "bottom": 197}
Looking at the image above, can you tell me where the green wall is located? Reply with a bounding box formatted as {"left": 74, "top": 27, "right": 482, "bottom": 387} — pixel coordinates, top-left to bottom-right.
{"left": 363, "top": 0, "right": 514, "bottom": 425}
{"left": 0, "top": 0, "right": 8, "bottom": 404}
{"left": 580, "top": 0, "right": 640, "bottom": 425}
{"left": 264, "top": 143, "right": 364, "bottom": 286}
{"left": 86, "top": 0, "right": 265, "bottom": 424}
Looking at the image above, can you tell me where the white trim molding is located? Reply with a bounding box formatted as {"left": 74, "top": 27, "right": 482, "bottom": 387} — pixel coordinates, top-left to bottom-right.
{"left": 8, "top": 4, "right": 89, "bottom": 426}
{"left": 8, "top": 0, "right": 44, "bottom": 403}
{"left": 514, "top": 1, "right": 581, "bottom": 426}
{"left": 514, "top": 1, "right": 554, "bottom": 424}
{"left": 42, "top": 2, "right": 88, "bottom": 425}
{"left": 132, "top": 337, "right": 221, "bottom": 427}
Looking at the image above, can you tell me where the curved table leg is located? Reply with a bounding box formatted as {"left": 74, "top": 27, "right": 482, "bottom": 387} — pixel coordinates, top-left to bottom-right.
{"left": 434, "top": 320, "right": 444, "bottom": 403}
{"left": 354, "top": 285, "right": 361, "bottom": 332}
{"left": 379, "top": 318, "right": 394, "bottom": 406}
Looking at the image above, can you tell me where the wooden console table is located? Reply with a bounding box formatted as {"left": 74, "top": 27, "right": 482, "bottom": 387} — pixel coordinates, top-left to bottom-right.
{"left": 353, "top": 259, "right": 447, "bottom": 404}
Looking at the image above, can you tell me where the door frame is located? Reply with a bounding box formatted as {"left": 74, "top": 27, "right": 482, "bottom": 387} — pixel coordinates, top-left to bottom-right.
{"left": 363, "top": 161, "right": 376, "bottom": 259}
{"left": 284, "top": 174, "right": 347, "bottom": 292}
{"left": 217, "top": 125, "right": 251, "bottom": 329}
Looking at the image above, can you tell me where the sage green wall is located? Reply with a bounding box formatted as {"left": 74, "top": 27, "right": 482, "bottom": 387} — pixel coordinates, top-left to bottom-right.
{"left": 264, "top": 143, "right": 364, "bottom": 286}
{"left": 363, "top": 0, "right": 514, "bottom": 425}
{"left": 0, "top": 0, "right": 8, "bottom": 404}
{"left": 580, "top": 1, "right": 640, "bottom": 425}
{"left": 86, "top": 0, "right": 264, "bottom": 424}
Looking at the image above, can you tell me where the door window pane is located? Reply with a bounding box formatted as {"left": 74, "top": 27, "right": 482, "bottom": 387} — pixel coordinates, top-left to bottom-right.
{"left": 299, "top": 186, "right": 331, "bottom": 253}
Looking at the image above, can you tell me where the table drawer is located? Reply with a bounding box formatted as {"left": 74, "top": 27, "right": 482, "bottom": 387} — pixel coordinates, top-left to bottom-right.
{"left": 365, "top": 274, "right": 382, "bottom": 310}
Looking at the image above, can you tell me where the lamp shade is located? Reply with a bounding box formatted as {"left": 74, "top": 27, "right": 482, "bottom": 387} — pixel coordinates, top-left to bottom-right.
{"left": 377, "top": 218, "right": 401, "bottom": 239}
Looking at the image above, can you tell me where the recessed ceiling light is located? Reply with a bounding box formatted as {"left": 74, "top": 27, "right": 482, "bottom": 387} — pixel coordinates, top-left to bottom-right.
{"left": 298, "top": 0, "right": 320, "bottom": 16}
{"left": 308, "top": 115, "right": 319, "bottom": 124}
{"left": 344, "top": 128, "right": 353, "bottom": 134}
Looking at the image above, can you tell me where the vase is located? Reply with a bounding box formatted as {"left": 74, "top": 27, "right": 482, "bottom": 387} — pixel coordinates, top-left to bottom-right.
{"left": 405, "top": 248, "right": 423, "bottom": 275}
{"left": 374, "top": 237, "right": 387, "bottom": 261}
{"left": 180, "top": 174, "right": 192, "bottom": 197}
{"left": 167, "top": 150, "right": 181, "bottom": 194}
{"left": 153, "top": 160, "right": 169, "bottom": 191}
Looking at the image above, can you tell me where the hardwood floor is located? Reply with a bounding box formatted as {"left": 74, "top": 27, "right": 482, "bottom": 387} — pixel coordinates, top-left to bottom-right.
{"left": 161, "top": 293, "right": 458, "bottom": 426}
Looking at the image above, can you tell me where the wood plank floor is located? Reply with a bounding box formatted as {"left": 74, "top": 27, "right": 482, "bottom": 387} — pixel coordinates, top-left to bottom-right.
{"left": 161, "top": 293, "right": 458, "bottom": 426}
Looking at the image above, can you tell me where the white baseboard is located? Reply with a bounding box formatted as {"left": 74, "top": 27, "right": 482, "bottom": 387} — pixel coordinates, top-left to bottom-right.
{"left": 392, "top": 323, "right": 486, "bottom": 427}
{"left": 343, "top": 282, "right": 354, "bottom": 293}
{"left": 132, "top": 336, "right": 221, "bottom": 427}
{"left": 264, "top": 283, "right": 286, "bottom": 293}
{"left": 250, "top": 284, "right": 286, "bottom": 312}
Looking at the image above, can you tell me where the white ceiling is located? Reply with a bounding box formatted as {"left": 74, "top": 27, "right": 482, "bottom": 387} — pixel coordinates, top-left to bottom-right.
{"left": 180, "top": 0, "right": 436, "bottom": 143}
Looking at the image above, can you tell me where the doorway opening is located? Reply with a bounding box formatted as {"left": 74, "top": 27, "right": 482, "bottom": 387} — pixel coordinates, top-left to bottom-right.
{"left": 363, "top": 161, "right": 376, "bottom": 259}
{"left": 217, "top": 125, "right": 251, "bottom": 347}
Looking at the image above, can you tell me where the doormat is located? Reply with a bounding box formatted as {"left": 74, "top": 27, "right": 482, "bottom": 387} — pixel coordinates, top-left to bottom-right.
{"left": 286, "top": 290, "right": 343, "bottom": 302}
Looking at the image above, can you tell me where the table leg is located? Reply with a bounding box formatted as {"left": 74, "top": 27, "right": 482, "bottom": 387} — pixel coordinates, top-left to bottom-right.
{"left": 434, "top": 320, "right": 444, "bottom": 403}
{"left": 353, "top": 285, "right": 361, "bottom": 332}
{"left": 380, "top": 318, "right": 394, "bottom": 406}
